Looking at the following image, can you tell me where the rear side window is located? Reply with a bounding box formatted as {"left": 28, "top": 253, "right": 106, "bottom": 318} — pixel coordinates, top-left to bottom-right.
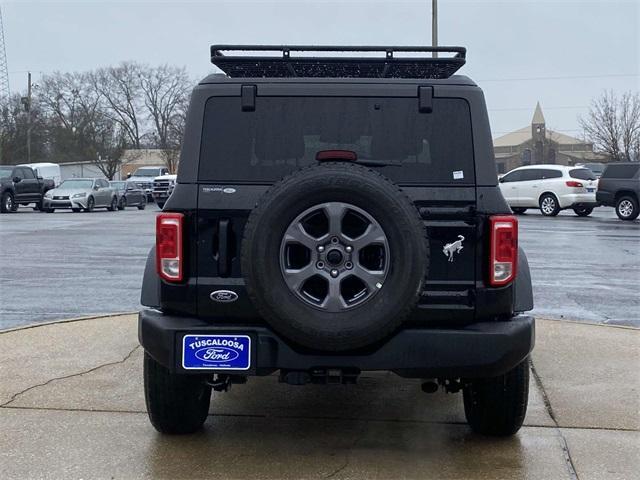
{"left": 518, "top": 170, "right": 540, "bottom": 181}
{"left": 519, "top": 169, "right": 561, "bottom": 181}
{"left": 539, "top": 169, "right": 562, "bottom": 179}
{"left": 199, "top": 96, "right": 475, "bottom": 184}
{"left": 601, "top": 164, "right": 640, "bottom": 179}
{"left": 569, "top": 168, "right": 597, "bottom": 181}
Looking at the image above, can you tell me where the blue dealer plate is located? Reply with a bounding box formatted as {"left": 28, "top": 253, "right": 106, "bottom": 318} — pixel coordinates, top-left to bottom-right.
{"left": 587, "top": 188, "right": 595, "bottom": 192}
{"left": 182, "top": 335, "right": 251, "bottom": 370}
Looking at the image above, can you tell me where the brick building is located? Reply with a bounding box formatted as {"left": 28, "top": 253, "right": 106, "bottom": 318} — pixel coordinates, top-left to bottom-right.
{"left": 493, "top": 103, "right": 608, "bottom": 174}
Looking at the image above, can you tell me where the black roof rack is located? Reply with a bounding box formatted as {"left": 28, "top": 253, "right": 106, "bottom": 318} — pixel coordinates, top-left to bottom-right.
{"left": 210, "top": 45, "right": 466, "bottom": 79}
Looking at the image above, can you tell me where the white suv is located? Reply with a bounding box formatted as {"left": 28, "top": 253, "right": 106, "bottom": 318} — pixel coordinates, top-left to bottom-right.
{"left": 499, "top": 164, "right": 598, "bottom": 217}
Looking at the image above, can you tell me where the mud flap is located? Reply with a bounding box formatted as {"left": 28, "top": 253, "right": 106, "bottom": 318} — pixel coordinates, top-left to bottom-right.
{"left": 514, "top": 247, "right": 533, "bottom": 313}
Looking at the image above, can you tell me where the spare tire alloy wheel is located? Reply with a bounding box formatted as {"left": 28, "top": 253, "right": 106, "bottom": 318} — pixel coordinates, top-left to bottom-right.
{"left": 281, "top": 202, "right": 389, "bottom": 312}
{"left": 242, "top": 163, "right": 429, "bottom": 352}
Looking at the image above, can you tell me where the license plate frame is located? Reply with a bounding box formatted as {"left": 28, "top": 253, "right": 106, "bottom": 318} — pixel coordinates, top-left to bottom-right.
{"left": 182, "top": 334, "right": 252, "bottom": 371}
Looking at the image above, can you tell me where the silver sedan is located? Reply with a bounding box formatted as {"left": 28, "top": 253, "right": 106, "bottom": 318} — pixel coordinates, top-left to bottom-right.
{"left": 42, "top": 178, "right": 118, "bottom": 213}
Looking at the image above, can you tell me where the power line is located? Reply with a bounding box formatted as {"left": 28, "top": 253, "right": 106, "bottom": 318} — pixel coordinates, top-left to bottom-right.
{"left": 478, "top": 73, "right": 638, "bottom": 82}
{"left": 489, "top": 105, "right": 588, "bottom": 112}
{"left": 492, "top": 128, "right": 582, "bottom": 135}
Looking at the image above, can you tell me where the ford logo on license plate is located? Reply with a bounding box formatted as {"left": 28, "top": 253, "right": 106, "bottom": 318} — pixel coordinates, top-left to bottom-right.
{"left": 182, "top": 335, "right": 251, "bottom": 370}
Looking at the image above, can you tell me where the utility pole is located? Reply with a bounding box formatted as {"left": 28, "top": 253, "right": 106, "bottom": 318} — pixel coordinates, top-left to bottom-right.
{"left": 432, "top": 0, "right": 438, "bottom": 58}
{"left": 26, "top": 72, "right": 32, "bottom": 163}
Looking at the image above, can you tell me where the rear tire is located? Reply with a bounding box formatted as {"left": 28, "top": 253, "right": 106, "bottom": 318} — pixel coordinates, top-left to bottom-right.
{"left": 107, "top": 196, "right": 118, "bottom": 211}
{"left": 463, "top": 358, "right": 529, "bottom": 436}
{"left": 616, "top": 195, "right": 639, "bottom": 221}
{"left": 137, "top": 196, "right": 147, "bottom": 210}
{"left": 511, "top": 207, "right": 527, "bottom": 215}
{"left": 118, "top": 197, "right": 126, "bottom": 210}
{"left": 573, "top": 206, "right": 593, "bottom": 217}
{"left": 539, "top": 193, "right": 560, "bottom": 216}
{"left": 143, "top": 352, "right": 211, "bottom": 434}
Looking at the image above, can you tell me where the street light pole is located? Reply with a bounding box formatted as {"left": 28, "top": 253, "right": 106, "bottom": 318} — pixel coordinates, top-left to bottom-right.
{"left": 26, "top": 71, "right": 32, "bottom": 163}
{"left": 432, "top": 0, "right": 438, "bottom": 58}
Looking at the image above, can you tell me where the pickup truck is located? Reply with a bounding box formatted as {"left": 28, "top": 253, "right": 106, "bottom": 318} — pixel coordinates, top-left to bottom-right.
{"left": 0, "top": 165, "right": 55, "bottom": 213}
{"left": 127, "top": 167, "right": 170, "bottom": 201}
{"left": 151, "top": 174, "right": 177, "bottom": 209}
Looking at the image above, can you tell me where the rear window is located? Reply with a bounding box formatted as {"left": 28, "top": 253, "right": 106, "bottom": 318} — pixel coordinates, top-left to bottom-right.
{"left": 569, "top": 168, "right": 597, "bottom": 181}
{"left": 199, "top": 96, "right": 474, "bottom": 184}
{"left": 601, "top": 164, "right": 640, "bottom": 179}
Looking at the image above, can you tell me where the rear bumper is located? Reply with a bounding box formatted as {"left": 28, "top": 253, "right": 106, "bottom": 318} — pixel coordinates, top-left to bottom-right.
{"left": 596, "top": 191, "right": 614, "bottom": 207}
{"left": 558, "top": 192, "right": 597, "bottom": 209}
{"left": 139, "top": 309, "right": 535, "bottom": 378}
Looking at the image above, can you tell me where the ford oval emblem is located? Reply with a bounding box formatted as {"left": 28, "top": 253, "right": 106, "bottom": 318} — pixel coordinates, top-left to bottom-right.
{"left": 210, "top": 290, "right": 238, "bottom": 303}
{"left": 194, "top": 346, "right": 240, "bottom": 363}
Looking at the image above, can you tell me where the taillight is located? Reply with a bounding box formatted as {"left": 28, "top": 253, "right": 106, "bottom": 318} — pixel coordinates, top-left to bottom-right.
{"left": 489, "top": 215, "right": 518, "bottom": 286}
{"left": 156, "top": 213, "right": 184, "bottom": 282}
{"left": 566, "top": 180, "right": 583, "bottom": 188}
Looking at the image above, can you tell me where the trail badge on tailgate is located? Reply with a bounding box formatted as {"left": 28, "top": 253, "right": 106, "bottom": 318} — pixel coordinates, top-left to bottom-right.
{"left": 182, "top": 335, "right": 251, "bottom": 370}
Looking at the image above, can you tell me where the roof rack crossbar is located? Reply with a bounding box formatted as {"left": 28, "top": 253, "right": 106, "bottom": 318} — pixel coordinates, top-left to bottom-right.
{"left": 210, "top": 45, "right": 466, "bottom": 80}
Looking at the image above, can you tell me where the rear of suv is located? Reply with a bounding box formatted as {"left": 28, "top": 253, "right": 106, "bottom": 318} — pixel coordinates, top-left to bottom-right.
{"left": 596, "top": 162, "right": 640, "bottom": 221}
{"left": 139, "top": 46, "right": 535, "bottom": 437}
{"left": 499, "top": 164, "right": 599, "bottom": 217}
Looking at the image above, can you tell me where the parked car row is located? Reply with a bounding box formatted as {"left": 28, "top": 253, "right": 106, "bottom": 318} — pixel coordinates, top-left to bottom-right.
{"left": 41, "top": 179, "right": 151, "bottom": 212}
{"left": 499, "top": 162, "right": 640, "bottom": 221}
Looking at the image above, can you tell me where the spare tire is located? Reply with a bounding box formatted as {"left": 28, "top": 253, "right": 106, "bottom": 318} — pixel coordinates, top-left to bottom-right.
{"left": 241, "top": 162, "right": 429, "bottom": 351}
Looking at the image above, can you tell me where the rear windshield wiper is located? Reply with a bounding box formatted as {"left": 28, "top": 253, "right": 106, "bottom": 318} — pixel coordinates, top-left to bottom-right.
{"left": 315, "top": 150, "right": 400, "bottom": 167}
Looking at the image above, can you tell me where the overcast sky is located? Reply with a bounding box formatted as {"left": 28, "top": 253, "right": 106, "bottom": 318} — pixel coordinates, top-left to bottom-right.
{"left": 2, "top": 0, "right": 638, "bottom": 137}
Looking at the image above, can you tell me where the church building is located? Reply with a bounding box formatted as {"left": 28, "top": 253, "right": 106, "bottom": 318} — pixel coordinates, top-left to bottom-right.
{"left": 493, "top": 103, "right": 608, "bottom": 174}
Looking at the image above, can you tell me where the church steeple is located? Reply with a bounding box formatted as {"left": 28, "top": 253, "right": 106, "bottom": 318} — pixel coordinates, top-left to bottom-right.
{"left": 531, "top": 102, "right": 546, "bottom": 143}
{"left": 532, "top": 102, "right": 545, "bottom": 125}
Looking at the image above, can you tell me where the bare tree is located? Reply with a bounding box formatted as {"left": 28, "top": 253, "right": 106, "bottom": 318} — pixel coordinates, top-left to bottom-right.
{"left": 580, "top": 91, "right": 640, "bottom": 162}
{"left": 91, "top": 62, "right": 144, "bottom": 149}
{"left": 38, "top": 72, "right": 102, "bottom": 163}
{"left": 89, "top": 121, "right": 131, "bottom": 180}
{"left": 139, "top": 65, "right": 191, "bottom": 172}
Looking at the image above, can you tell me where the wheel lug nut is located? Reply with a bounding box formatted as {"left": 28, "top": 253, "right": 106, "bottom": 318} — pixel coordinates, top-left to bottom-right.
{"left": 316, "top": 261, "right": 325, "bottom": 269}
{"left": 331, "top": 237, "right": 339, "bottom": 244}
{"left": 317, "top": 245, "right": 325, "bottom": 252}
{"left": 330, "top": 269, "right": 339, "bottom": 278}
{"left": 345, "top": 262, "right": 353, "bottom": 270}
{"left": 345, "top": 246, "right": 353, "bottom": 253}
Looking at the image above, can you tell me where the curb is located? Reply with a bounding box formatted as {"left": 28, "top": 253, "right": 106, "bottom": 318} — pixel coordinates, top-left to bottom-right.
{"left": 538, "top": 316, "right": 639, "bottom": 331}
{"left": 0, "top": 312, "right": 138, "bottom": 334}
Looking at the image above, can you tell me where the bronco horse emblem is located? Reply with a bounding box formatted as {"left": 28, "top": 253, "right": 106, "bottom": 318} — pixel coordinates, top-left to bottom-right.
{"left": 443, "top": 235, "right": 465, "bottom": 262}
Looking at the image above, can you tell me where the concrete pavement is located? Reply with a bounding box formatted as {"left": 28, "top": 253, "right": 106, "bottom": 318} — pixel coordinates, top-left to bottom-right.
{"left": 0, "top": 315, "right": 638, "bottom": 479}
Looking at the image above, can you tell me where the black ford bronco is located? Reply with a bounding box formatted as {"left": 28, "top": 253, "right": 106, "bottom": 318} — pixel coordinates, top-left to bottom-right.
{"left": 139, "top": 46, "right": 535, "bottom": 437}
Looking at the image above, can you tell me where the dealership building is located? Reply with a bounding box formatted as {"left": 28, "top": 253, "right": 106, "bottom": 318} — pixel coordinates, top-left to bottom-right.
{"left": 493, "top": 103, "right": 608, "bottom": 174}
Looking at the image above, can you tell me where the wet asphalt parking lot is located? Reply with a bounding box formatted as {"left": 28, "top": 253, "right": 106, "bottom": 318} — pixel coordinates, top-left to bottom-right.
{"left": 0, "top": 204, "right": 638, "bottom": 330}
